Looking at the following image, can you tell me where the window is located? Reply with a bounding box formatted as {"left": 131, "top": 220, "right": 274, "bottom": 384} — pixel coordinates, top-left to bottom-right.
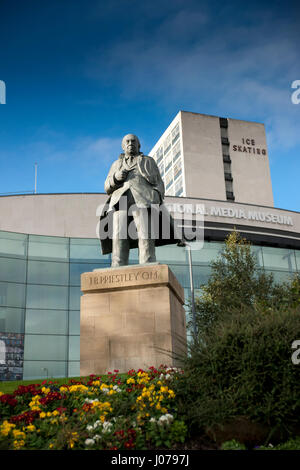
{"left": 68, "top": 361, "right": 80, "bottom": 377}
{"left": 164, "top": 151, "right": 172, "bottom": 173}
{"left": 174, "top": 160, "right": 182, "bottom": 180}
{"left": 26, "top": 285, "right": 68, "bottom": 310}
{"left": 23, "top": 360, "right": 67, "bottom": 380}
{"left": 224, "top": 172, "right": 233, "bottom": 181}
{"left": 28, "top": 235, "right": 68, "bottom": 261}
{"left": 223, "top": 162, "right": 231, "bottom": 173}
{"left": 27, "top": 260, "right": 69, "bottom": 286}
{"left": 165, "top": 170, "right": 173, "bottom": 189}
{"left": 158, "top": 161, "right": 164, "bottom": 176}
{"left": 163, "top": 134, "right": 171, "bottom": 155}
{"left": 262, "top": 247, "right": 297, "bottom": 272}
{"left": 219, "top": 117, "right": 228, "bottom": 128}
{"left": 166, "top": 185, "right": 174, "bottom": 196}
{"left": 69, "top": 286, "right": 82, "bottom": 311}
{"left": 69, "top": 310, "right": 80, "bottom": 335}
{"left": 0, "top": 307, "right": 25, "bottom": 333}
{"left": 171, "top": 123, "right": 180, "bottom": 144}
{"left": 25, "top": 309, "right": 68, "bottom": 335}
{"left": 24, "top": 335, "right": 68, "bottom": 361}
{"left": 172, "top": 141, "right": 181, "bottom": 162}
{"left": 0, "top": 282, "right": 25, "bottom": 308}
{"left": 156, "top": 146, "right": 163, "bottom": 163}
{"left": 223, "top": 154, "right": 231, "bottom": 163}
{"left": 0, "top": 232, "right": 27, "bottom": 259}
{"left": 226, "top": 191, "right": 235, "bottom": 200}
{"left": 220, "top": 127, "right": 228, "bottom": 138}
{"left": 225, "top": 179, "right": 233, "bottom": 192}
{"left": 0, "top": 258, "right": 27, "bottom": 283}
{"left": 175, "top": 178, "right": 183, "bottom": 196}
{"left": 70, "top": 238, "right": 108, "bottom": 263}
{"left": 68, "top": 336, "right": 80, "bottom": 361}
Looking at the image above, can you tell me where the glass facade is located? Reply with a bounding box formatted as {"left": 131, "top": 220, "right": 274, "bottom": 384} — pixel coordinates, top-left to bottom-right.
{"left": 0, "top": 229, "right": 299, "bottom": 381}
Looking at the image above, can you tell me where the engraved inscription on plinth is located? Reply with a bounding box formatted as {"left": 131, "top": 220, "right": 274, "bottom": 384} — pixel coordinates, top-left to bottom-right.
{"left": 80, "top": 264, "right": 187, "bottom": 376}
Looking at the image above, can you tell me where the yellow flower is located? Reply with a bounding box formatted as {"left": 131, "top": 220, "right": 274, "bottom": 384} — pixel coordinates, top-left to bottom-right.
{"left": 68, "top": 432, "right": 79, "bottom": 449}
{"left": 13, "top": 439, "right": 25, "bottom": 449}
{"left": 92, "top": 380, "right": 100, "bottom": 386}
{"left": 52, "top": 410, "right": 59, "bottom": 416}
{"left": 60, "top": 386, "right": 68, "bottom": 392}
{"left": 126, "top": 377, "right": 135, "bottom": 384}
{"left": 29, "top": 395, "right": 41, "bottom": 411}
{"left": 0, "top": 420, "right": 15, "bottom": 436}
{"left": 39, "top": 412, "right": 46, "bottom": 419}
{"left": 69, "top": 384, "right": 88, "bottom": 393}
{"left": 25, "top": 424, "right": 36, "bottom": 432}
{"left": 12, "top": 429, "right": 26, "bottom": 439}
{"left": 41, "top": 386, "right": 50, "bottom": 394}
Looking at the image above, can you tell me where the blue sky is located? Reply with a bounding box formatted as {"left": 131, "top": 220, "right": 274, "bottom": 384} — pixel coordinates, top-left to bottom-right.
{"left": 0, "top": 0, "right": 299, "bottom": 211}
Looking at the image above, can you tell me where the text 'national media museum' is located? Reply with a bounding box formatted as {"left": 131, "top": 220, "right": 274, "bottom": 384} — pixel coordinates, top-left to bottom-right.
{"left": 0, "top": 111, "right": 299, "bottom": 381}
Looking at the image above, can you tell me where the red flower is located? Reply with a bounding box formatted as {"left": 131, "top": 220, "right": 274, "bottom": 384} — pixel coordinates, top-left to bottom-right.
{"left": 39, "top": 391, "right": 63, "bottom": 406}
{"left": 0, "top": 394, "right": 18, "bottom": 407}
{"left": 10, "top": 410, "right": 39, "bottom": 425}
{"left": 13, "top": 384, "right": 42, "bottom": 396}
{"left": 56, "top": 407, "right": 67, "bottom": 414}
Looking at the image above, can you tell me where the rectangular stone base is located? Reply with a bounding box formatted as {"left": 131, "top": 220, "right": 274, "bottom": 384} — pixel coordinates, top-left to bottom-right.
{"left": 80, "top": 263, "right": 186, "bottom": 375}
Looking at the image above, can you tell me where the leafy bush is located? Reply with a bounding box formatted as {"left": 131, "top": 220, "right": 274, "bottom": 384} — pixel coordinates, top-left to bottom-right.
{"left": 221, "top": 439, "right": 246, "bottom": 450}
{"left": 175, "top": 305, "right": 300, "bottom": 445}
{"left": 191, "top": 231, "right": 300, "bottom": 336}
{"left": 174, "top": 231, "right": 300, "bottom": 447}
{"left": 222, "top": 436, "right": 300, "bottom": 450}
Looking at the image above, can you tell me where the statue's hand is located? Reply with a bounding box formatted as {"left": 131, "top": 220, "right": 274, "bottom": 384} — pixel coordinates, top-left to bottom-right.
{"left": 114, "top": 169, "right": 128, "bottom": 182}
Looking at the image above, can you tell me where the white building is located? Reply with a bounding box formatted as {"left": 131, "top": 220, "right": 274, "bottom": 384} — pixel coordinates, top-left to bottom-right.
{"left": 149, "top": 110, "right": 274, "bottom": 206}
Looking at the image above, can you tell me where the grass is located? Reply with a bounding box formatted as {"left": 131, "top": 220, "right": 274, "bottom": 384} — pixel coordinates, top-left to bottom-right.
{"left": 0, "top": 377, "right": 89, "bottom": 394}
{"left": 0, "top": 374, "right": 130, "bottom": 394}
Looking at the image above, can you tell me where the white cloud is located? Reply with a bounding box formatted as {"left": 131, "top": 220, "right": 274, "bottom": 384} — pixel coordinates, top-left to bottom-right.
{"left": 84, "top": 3, "right": 300, "bottom": 153}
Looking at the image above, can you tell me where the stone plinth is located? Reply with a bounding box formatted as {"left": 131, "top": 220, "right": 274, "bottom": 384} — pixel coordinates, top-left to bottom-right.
{"left": 80, "top": 263, "right": 186, "bottom": 376}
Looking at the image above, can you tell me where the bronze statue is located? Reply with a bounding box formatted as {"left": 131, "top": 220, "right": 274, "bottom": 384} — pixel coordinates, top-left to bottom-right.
{"left": 99, "top": 134, "right": 179, "bottom": 266}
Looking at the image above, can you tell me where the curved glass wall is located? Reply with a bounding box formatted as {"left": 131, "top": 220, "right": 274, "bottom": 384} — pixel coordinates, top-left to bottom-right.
{"left": 0, "top": 229, "right": 299, "bottom": 381}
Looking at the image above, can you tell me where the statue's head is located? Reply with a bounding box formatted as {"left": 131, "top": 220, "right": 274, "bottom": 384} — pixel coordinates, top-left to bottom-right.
{"left": 122, "top": 134, "right": 141, "bottom": 156}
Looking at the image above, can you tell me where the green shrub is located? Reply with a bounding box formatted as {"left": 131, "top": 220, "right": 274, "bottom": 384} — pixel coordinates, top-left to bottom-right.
{"left": 257, "top": 436, "right": 300, "bottom": 450}
{"left": 174, "top": 305, "right": 300, "bottom": 446}
{"left": 222, "top": 436, "right": 300, "bottom": 450}
{"left": 221, "top": 439, "right": 246, "bottom": 450}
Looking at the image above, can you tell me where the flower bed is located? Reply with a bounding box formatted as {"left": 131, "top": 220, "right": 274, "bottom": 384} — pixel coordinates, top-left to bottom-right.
{"left": 0, "top": 366, "right": 187, "bottom": 450}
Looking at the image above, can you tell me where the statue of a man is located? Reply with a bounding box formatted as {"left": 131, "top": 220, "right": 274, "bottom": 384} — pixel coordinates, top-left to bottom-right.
{"left": 99, "top": 134, "right": 178, "bottom": 267}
